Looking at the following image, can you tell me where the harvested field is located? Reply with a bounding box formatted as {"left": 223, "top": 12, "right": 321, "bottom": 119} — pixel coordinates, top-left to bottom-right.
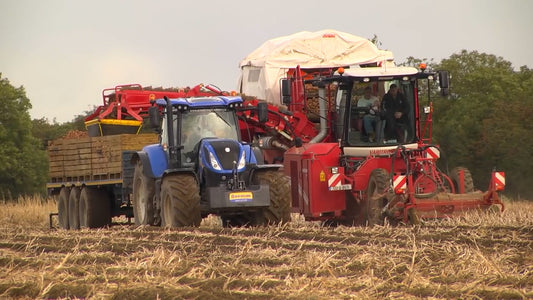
{"left": 0, "top": 197, "right": 531, "bottom": 299}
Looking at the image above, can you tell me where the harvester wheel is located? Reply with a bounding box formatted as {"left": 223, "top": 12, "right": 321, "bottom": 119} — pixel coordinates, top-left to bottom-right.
{"left": 68, "top": 187, "right": 81, "bottom": 230}
{"left": 132, "top": 161, "right": 157, "bottom": 226}
{"left": 160, "top": 174, "right": 201, "bottom": 227}
{"left": 365, "top": 169, "right": 389, "bottom": 226}
{"left": 58, "top": 187, "right": 70, "bottom": 229}
{"left": 79, "top": 187, "right": 111, "bottom": 228}
{"left": 450, "top": 167, "right": 474, "bottom": 193}
{"left": 253, "top": 170, "right": 291, "bottom": 225}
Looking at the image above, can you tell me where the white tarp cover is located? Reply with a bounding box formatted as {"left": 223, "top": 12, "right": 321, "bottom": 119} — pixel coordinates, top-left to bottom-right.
{"left": 238, "top": 29, "right": 394, "bottom": 104}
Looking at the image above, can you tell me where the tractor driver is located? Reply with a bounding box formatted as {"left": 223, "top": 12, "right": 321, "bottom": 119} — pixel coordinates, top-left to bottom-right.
{"left": 181, "top": 114, "right": 216, "bottom": 162}
{"left": 356, "top": 86, "right": 380, "bottom": 142}
{"left": 381, "top": 84, "right": 409, "bottom": 142}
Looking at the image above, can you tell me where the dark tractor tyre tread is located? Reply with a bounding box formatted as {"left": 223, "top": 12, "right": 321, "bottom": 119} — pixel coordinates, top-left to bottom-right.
{"left": 132, "top": 161, "right": 156, "bottom": 226}
{"left": 79, "top": 187, "right": 112, "bottom": 229}
{"left": 366, "top": 168, "right": 389, "bottom": 226}
{"left": 161, "top": 174, "right": 201, "bottom": 228}
{"left": 254, "top": 171, "right": 291, "bottom": 225}
{"left": 58, "top": 187, "right": 70, "bottom": 230}
{"left": 450, "top": 167, "right": 475, "bottom": 193}
{"left": 68, "top": 187, "right": 81, "bottom": 230}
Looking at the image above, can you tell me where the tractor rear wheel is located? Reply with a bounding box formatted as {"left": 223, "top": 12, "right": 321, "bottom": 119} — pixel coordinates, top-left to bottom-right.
{"left": 253, "top": 170, "right": 291, "bottom": 225}
{"left": 58, "top": 187, "right": 70, "bottom": 229}
{"left": 365, "top": 168, "right": 389, "bottom": 226}
{"left": 68, "top": 187, "right": 81, "bottom": 230}
{"left": 160, "top": 174, "right": 201, "bottom": 227}
{"left": 79, "top": 187, "right": 111, "bottom": 228}
{"left": 132, "top": 161, "right": 157, "bottom": 226}
{"left": 450, "top": 167, "right": 474, "bottom": 193}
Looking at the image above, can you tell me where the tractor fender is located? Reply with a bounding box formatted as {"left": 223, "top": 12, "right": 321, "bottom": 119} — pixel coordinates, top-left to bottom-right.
{"left": 131, "top": 144, "right": 168, "bottom": 179}
{"left": 242, "top": 144, "right": 260, "bottom": 164}
{"left": 162, "top": 168, "right": 199, "bottom": 185}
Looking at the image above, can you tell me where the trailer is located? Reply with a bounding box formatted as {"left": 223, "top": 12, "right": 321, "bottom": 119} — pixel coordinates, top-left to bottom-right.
{"left": 47, "top": 133, "right": 158, "bottom": 229}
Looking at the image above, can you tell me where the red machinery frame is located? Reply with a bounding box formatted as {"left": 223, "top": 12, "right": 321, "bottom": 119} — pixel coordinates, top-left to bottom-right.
{"left": 85, "top": 83, "right": 228, "bottom": 122}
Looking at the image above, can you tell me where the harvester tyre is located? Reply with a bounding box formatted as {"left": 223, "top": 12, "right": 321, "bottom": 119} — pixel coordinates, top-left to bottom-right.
{"left": 160, "top": 174, "right": 201, "bottom": 228}
{"left": 68, "top": 187, "right": 81, "bottom": 230}
{"left": 79, "top": 187, "right": 111, "bottom": 228}
{"left": 365, "top": 169, "right": 389, "bottom": 226}
{"left": 58, "top": 187, "right": 70, "bottom": 230}
{"left": 132, "top": 161, "right": 157, "bottom": 226}
{"left": 450, "top": 167, "right": 474, "bottom": 193}
{"left": 254, "top": 171, "right": 291, "bottom": 225}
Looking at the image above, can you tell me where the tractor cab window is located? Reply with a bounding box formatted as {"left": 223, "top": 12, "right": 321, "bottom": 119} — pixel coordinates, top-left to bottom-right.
{"left": 334, "top": 88, "right": 349, "bottom": 141}
{"left": 181, "top": 109, "right": 239, "bottom": 163}
{"left": 346, "top": 80, "right": 416, "bottom": 146}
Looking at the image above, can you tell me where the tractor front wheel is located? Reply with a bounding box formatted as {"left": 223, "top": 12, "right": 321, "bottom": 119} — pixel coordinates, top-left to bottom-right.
{"left": 365, "top": 168, "right": 389, "bottom": 226}
{"left": 160, "top": 174, "right": 201, "bottom": 227}
{"left": 253, "top": 170, "right": 291, "bottom": 225}
{"left": 132, "top": 161, "right": 157, "bottom": 226}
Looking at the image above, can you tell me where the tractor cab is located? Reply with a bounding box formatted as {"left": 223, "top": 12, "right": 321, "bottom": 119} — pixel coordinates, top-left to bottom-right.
{"left": 325, "top": 66, "right": 448, "bottom": 156}
{"left": 150, "top": 96, "right": 245, "bottom": 170}
{"left": 335, "top": 67, "right": 430, "bottom": 147}
{"left": 160, "top": 103, "right": 241, "bottom": 167}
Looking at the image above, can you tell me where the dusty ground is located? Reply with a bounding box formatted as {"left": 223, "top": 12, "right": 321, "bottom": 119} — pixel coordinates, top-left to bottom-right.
{"left": 0, "top": 198, "right": 531, "bottom": 299}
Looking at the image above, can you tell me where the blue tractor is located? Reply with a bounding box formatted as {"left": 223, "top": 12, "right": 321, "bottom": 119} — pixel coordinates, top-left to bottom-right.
{"left": 131, "top": 95, "right": 291, "bottom": 227}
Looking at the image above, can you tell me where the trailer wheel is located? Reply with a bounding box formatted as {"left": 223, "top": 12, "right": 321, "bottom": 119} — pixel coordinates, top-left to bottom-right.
{"left": 132, "top": 161, "right": 156, "bottom": 226}
{"left": 254, "top": 170, "right": 291, "bottom": 225}
{"left": 365, "top": 168, "right": 389, "bottom": 226}
{"left": 79, "top": 187, "right": 111, "bottom": 228}
{"left": 58, "top": 187, "right": 70, "bottom": 229}
{"left": 450, "top": 167, "right": 474, "bottom": 193}
{"left": 68, "top": 187, "right": 81, "bottom": 230}
{"left": 160, "top": 174, "right": 201, "bottom": 227}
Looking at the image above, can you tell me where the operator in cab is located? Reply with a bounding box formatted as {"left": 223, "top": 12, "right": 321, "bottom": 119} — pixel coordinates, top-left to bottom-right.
{"left": 381, "top": 84, "right": 409, "bottom": 143}
{"left": 356, "top": 86, "right": 380, "bottom": 142}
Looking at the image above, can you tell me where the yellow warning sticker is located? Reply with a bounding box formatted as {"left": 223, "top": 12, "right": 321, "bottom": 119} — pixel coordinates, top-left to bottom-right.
{"left": 229, "top": 192, "right": 253, "bottom": 203}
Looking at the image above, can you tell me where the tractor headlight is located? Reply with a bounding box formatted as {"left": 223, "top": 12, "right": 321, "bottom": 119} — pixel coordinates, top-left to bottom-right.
{"left": 237, "top": 151, "right": 246, "bottom": 169}
{"left": 209, "top": 152, "right": 222, "bottom": 170}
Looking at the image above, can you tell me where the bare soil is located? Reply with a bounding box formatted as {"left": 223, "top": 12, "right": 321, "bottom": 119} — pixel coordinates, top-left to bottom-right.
{"left": 0, "top": 198, "right": 531, "bottom": 299}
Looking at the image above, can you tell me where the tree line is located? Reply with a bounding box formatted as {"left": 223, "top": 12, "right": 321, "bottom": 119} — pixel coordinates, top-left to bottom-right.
{"left": 0, "top": 50, "right": 532, "bottom": 200}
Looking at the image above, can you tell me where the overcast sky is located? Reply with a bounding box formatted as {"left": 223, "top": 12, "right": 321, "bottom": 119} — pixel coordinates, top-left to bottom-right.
{"left": 1, "top": 0, "right": 532, "bottom": 123}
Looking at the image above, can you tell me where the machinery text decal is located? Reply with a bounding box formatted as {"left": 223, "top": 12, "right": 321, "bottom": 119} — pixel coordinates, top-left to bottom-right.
{"left": 229, "top": 192, "right": 253, "bottom": 202}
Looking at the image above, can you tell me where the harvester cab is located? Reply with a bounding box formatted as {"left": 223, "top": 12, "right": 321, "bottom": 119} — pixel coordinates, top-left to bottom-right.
{"left": 281, "top": 65, "right": 505, "bottom": 225}
{"left": 132, "top": 95, "right": 291, "bottom": 227}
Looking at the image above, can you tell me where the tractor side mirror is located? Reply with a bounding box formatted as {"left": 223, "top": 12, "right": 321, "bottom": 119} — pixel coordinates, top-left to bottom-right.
{"left": 439, "top": 71, "right": 450, "bottom": 97}
{"left": 257, "top": 102, "right": 268, "bottom": 124}
{"left": 148, "top": 106, "right": 160, "bottom": 129}
{"left": 281, "top": 79, "right": 292, "bottom": 105}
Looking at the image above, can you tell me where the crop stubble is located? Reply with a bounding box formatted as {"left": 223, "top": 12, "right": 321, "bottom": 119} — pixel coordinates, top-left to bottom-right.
{"left": 0, "top": 198, "right": 531, "bottom": 299}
